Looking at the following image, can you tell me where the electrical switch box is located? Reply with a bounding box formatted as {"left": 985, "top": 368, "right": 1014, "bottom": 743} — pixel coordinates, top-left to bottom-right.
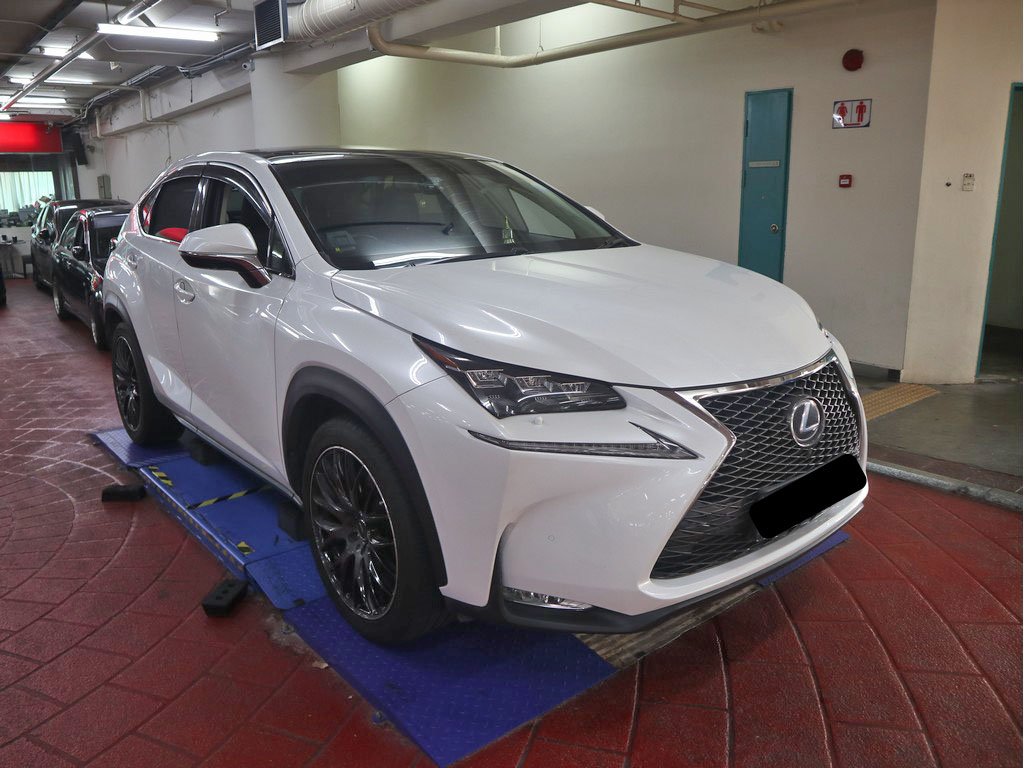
{"left": 962, "top": 173, "right": 975, "bottom": 192}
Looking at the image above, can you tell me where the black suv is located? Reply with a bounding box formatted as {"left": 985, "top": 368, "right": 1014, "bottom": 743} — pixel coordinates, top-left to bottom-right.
{"left": 31, "top": 198, "right": 128, "bottom": 289}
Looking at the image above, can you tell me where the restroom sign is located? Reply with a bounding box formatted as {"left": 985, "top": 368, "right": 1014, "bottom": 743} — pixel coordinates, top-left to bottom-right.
{"left": 833, "top": 98, "right": 872, "bottom": 128}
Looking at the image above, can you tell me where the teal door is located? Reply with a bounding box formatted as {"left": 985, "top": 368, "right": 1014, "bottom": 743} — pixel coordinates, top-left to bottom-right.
{"left": 738, "top": 89, "right": 793, "bottom": 281}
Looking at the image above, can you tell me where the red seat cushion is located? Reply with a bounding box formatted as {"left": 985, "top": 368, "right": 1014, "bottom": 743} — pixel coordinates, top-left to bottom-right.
{"left": 156, "top": 227, "right": 188, "bottom": 243}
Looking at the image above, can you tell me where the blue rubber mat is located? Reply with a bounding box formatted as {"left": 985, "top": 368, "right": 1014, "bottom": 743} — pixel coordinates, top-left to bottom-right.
{"left": 143, "top": 454, "right": 265, "bottom": 509}
{"left": 247, "top": 546, "right": 326, "bottom": 609}
{"left": 756, "top": 530, "right": 849, "bottom": 586}
{"left": 285, "top": 597, "right": 615, "bottom": 767}
{"left": 93, "top": 427, "right": 189, "bottom": 467}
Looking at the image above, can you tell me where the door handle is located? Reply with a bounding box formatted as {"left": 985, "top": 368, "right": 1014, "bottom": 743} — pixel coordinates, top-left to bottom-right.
{"left": 769, "top": 224, "right": 780, "bottom": 234}
{"left": 174, "top": 279, "right": 196, "bottom": 304}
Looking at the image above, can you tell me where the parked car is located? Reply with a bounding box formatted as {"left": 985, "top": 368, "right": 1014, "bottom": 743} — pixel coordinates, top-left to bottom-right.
{"left": 103, "top": 149, "right": 868, "bottom": 644}
{"left": 51, "top": 205, "right": 130, "bottom": 349}
{"left": 31, "top": 197, "right": 128, "bottom": 289}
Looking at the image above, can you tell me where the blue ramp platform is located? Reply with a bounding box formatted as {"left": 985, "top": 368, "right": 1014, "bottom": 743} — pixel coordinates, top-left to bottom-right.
{"left": 92, "top": 427, "right": 849, "bottom": 766}
{"left": 92, "top": 427, "right": 617, "bottom": 766}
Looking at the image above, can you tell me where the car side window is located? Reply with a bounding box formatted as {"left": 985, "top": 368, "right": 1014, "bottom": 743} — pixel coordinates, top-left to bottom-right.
{"left": 202, "top": 177, "right": 272, "bottom": 267}
{"left": 59, "top": 218, "right": 78, "bottom": 249}
{"left": 147, "top": 177, "right": 200, "bottom": 242}
{"left": 74, "top": 221, "right": 86, "bottom": 249}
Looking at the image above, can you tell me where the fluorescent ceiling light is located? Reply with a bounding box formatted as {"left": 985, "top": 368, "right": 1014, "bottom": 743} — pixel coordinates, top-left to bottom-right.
{"left": 5, "top": 97, "right": 69, "bottom": 106}
{"left": 97, "top": 22, "right": 219, "bottom": 42}
{"left": 42, "top": 47, "right": 94, "bottom": 60}
{"left": 10, "top": 76, "right": 95, "bottom": 86}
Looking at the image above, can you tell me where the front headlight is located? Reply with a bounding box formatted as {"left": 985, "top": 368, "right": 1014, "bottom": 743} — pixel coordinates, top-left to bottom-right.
{"left": 415, "top": 337, "right": 626, "bottom": 418}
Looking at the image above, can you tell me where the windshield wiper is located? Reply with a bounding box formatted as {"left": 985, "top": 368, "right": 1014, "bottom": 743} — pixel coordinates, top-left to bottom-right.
{"left": 598, "top": 236, "right": 631, "bottom": 248}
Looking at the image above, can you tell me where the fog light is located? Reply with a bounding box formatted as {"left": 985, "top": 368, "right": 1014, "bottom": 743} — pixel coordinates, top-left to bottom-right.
{"left": 503, "top": 588, "right": 591, "bottom": 611}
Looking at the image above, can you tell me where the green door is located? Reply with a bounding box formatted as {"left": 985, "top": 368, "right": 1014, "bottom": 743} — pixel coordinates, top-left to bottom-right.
{"left": 738, "top": 89, "right": 793, "bottom": 282}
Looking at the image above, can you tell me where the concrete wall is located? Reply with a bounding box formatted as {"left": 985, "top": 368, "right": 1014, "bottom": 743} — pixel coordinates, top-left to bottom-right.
{"left": 902, "top": 0, "right": 1023, "bottom": 382}
{"left": 334, "top": 0, "right": 935, "bottom": 371}
{"left": 986, "top": 86, "right": 1022, "bottom": 331}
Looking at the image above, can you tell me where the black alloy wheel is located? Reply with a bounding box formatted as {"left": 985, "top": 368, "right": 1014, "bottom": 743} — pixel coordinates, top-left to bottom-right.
{"left": 109, "top": 324, "right": 182, "bottom": 445}
{"left": 309, "top": 446, "right": 398, "bottom": 620}
{"left": 90, "top": 310, "right": 108, "bottom": 350}
{"left": 302, "top": 418, "right": 447, "bottom": 644}
{"left": 112, "top": 334, "right": 142, "bottom": 433}
{"left": 52, "top": 285, "right": 70, "bottom": 320}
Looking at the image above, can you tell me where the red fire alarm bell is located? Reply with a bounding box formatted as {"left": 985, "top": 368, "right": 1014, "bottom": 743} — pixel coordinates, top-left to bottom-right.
{"left": 842, "top": 49, "right": 864, "bottom": 71}
{"left": 839, "top": 174, "right": 853, "bottom": 188}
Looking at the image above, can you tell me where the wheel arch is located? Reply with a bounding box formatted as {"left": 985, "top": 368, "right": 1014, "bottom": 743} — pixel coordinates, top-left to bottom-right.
{"left": 282, "top": 366, "right": 448, "bottom": 587}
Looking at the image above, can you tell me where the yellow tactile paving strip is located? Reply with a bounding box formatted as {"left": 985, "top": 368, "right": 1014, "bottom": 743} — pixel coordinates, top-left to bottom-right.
{"left": 862, "top": 383, "right": 939, "bottom": 421}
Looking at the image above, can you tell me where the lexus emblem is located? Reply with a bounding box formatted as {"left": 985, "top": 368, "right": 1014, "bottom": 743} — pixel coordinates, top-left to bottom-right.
{"left": 790, "top": 398, "right": 824, "bottom": 447}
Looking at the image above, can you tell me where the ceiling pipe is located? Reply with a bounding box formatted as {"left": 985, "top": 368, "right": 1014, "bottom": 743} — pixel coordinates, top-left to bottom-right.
{"left": 288, "top": 0, "right": 436, "bottom": 42}
{"left": 1, "top": 0, "right": 169, "bottom": 112}
{"left": 591, "top": 0, "right": 701, "bottom": 25}
{"left": 1, "top": 32, "right": 101, "bottom": 111}
{"left": 368, "top": 0, "right": 855, "bottom": 68}
{"left": 115, "top": 0, "right": 166, "bottom": 25}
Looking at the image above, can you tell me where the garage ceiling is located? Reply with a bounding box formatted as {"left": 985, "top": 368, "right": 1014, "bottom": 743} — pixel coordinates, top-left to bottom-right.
{"left": 0, "top": 0, "right": 255, "bottom": 124}
{"left": 0, "top": 0, "right": 848, "bottom": 128}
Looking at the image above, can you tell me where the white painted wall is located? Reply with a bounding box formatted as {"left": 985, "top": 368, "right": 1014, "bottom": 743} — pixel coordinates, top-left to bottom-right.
{"left": 902, "top": 0, "right": 1023, "bottom": 382}
{"left": 80, "top": 94, "right": 256, "bottom": 203}
{"left": 335, "top": 0, "right": 935, "bottom": 370}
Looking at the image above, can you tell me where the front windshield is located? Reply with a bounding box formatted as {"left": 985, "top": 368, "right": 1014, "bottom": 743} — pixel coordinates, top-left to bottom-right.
{"left": 271, "top": 154, "right": 632, "bottom": 269}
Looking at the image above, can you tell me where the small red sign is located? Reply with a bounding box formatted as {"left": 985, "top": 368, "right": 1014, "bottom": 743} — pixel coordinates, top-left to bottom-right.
{"left": 0, "top": 122, "right": 63, "bottom": 153}
{"left": 839, "top": 174, "right": 853, "bottom": 188}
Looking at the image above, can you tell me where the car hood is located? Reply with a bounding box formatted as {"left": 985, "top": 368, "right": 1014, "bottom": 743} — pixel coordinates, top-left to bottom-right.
{"left": 330, "top": 244, "right": 830, "bottom": 388}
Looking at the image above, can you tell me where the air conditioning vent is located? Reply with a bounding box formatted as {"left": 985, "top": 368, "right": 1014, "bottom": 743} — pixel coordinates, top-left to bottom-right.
{"left": 254, "top": 0, "right": 288, "bottom": 50}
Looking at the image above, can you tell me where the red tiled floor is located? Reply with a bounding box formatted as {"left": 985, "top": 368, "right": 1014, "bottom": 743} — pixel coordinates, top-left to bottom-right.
{"left": 31, "top": 684, "right": 163, "bottom": 761}
{"left": 19, "top": 646, "right": 130, "bottom": 704}
{"left": 0, "top": 279, "right": 1020, "bottom": 768}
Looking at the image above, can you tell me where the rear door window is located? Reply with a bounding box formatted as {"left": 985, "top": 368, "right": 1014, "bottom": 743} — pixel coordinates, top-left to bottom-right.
{"left": 147, "top": 177, "right": 200, "bottom": 242}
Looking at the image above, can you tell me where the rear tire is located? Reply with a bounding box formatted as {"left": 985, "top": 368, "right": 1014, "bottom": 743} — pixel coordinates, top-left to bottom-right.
{"left": 302, "top": 418, "right": 448, "bottom": 645}
{"left": 110, "top": 322, "right": 182, "bottom": 445}
{"left": 52, "top": 285, "right": 70, "bottom": 320}
{"left": 90, "top": 310, "right": 108, "bottom": 351}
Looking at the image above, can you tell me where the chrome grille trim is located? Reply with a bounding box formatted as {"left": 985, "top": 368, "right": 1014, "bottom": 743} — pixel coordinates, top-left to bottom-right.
{"left": 652, "top": 353, "right": 862, "bottom": 580}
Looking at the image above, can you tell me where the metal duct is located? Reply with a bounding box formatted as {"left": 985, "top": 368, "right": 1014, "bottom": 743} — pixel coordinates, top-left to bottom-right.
{"left": 287, "top": 0, "right": 435, "bottom": 42}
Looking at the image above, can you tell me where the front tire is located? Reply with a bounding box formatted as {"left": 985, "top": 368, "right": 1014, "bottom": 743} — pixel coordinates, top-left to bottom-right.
{"left": 31, "top": 255, "right": 45, "bottom": 291}
{"left": 110, "top": 323, "right": 182, "bottom": 445}
{"left": 302, "top": 418, "right": 447, "bottom": 644}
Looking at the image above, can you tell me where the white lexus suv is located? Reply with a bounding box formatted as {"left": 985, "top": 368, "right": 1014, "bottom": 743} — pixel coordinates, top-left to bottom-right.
{"left": 104, "top": 148, "right": 868, "bottom": 644}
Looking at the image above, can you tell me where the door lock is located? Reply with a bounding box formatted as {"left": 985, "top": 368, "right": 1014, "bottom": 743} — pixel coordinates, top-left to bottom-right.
{"left": 769, "top": 224, "right": 780, "bottom": 233}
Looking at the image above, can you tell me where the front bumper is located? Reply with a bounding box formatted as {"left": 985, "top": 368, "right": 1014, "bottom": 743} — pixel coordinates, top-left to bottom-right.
{"left": 387, "top": 350, "right": 867, "bottom": 623}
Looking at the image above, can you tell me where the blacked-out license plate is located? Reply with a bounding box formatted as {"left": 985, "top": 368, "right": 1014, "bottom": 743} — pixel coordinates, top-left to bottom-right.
{"left": 748, "top": 454, "right": 866, "bottom": 539}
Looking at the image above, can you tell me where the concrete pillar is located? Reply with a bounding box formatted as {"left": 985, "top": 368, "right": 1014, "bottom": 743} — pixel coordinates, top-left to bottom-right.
{"left": 901, "top": 0, "right": 1022, "bottom": 383}
{"left": 249, "top": 56, "right": 342, "bottom": 147}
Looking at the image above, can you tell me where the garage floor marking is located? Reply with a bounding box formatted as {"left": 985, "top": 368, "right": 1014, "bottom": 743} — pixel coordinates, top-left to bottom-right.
{"left": 862, "top": 383, "right": 939, "bottom": 421}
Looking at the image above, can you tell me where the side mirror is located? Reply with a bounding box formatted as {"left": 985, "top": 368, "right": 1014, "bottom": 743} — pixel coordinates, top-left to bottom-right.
{"left": 39, "top": 229, "right": 52, "bottom": 243}
{"left": 585, "top": 205, "right": 606, "bottom": 221}
{"left": 178, "top": 223, "right": 269, "bottom": 288}
{"left": 72, "top": 245, "right": 87, "bottom": 261}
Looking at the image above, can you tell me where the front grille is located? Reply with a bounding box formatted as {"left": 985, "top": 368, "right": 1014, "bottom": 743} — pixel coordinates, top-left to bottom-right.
{"left": 651, "top": 359, "right": 861, "bottom": 579}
